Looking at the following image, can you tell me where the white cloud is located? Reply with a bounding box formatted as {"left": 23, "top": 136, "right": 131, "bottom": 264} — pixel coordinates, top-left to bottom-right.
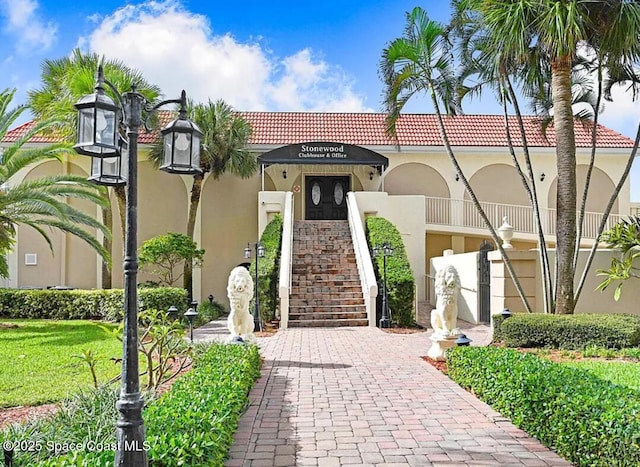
{"left": 1, "top": 0, "right": 57, "bottom": 51}
{"left": 599, "top": 85, "right": 640, "bottom": 139}
{"left": 79, "top": 0, "right": 372, "bottom": 112}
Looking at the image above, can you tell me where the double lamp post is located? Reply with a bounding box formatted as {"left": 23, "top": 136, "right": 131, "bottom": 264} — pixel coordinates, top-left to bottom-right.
{"left": 74, "top": 65, "right": 203, "bottom": 467}
{"left": 244, "top": 242, "right": 265, "bottom": 332}
{"left": 373, "top": 242, "right": 394, "bottom": 329}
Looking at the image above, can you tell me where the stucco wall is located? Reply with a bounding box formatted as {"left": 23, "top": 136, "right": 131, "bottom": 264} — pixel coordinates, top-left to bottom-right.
{"left": 16, "top": 159, "right": 98, "bottom": 289}
{"left": 200, "top": 172, "right": 261, "bottom": 309}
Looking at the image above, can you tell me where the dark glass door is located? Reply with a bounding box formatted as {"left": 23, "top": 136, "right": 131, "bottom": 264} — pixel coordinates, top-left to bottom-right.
{"left": 305, "top": 176, "right": 350, "bottom": 220}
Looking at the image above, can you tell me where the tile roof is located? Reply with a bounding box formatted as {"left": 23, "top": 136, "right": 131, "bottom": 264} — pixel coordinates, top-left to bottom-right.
{"left": 3, "top": 111, "right": 634, "bottom": 148}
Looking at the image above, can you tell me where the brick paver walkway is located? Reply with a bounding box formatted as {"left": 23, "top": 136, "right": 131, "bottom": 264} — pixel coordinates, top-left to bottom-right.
{"left": 225, "top": 327, "right": 572, "bottom": 466}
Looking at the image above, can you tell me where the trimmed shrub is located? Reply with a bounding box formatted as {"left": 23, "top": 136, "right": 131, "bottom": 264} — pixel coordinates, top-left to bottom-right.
{"left": 0, "top": 287, "right": 188, "bottom": 321}
{"left": 365, "top": 217, "right": 415, "bottom": 326}
{"left": 447, "top": 346, "right": 640, "bottom": 467}
{"left": 5, "top": 343, "right": 261, "bottom": 467}
{"left": 496, "top": 313, "right": 640, "bottom": 349}
{"left": 249, "top": 214, "right": 283, "bottom": 323}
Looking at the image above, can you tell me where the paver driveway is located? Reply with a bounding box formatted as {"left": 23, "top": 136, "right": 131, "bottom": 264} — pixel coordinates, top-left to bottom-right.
{"left": 225, "top": 326, "right": 572, "bottom": 466}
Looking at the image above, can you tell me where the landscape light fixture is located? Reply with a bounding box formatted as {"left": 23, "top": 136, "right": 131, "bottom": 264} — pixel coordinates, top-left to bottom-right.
{"left": 184, "top": 306, "right": 198, "bottom": 343}
{"left": 74, "top": 65, "right": 202, "bottom": 467}
{"left": 244, "top": 242, "right": 266, "bottom": 332}
{"left": 456, "top": 334, "right": 472, "bottom": 346}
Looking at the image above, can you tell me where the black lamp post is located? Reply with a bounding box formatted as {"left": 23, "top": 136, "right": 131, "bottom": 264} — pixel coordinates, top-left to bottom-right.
{"left": 184, "top": 306, "right": 198, "bottom": 343}
{"left": 373, "top": 242, "right": 394, "bottom": 328}
{"left": 74, "top": 65, "right": 202, "bottom": 467}
{"left": 244, "top": 242, "right": 265, "bottom": 332}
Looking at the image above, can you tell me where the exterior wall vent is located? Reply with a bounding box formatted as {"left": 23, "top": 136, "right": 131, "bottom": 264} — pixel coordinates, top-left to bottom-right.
{"left": 25, "top": 253, "right": 37, "bottom": 266}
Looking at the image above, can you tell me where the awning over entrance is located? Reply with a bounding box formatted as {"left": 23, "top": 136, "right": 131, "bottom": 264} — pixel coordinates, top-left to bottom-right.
{"left": 258, "top": 142, "right": 389, "bottom": 170}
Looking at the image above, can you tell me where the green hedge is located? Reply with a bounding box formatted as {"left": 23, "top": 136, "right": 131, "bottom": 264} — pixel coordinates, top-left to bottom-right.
{"left": 5, "top": 343, "right": 261, "bottom": 467}
{"left": 496, "top": 313, "right": 640, "bottom": 349}
{"left": 0, "top": 287, "right": 188, "bottom": 321}
{"left": 365, "top": 217, "right": 415, "bottom": 327}
{"left": 249, "top": 214, "right": 283, "bottom": 323}
{"left": 447, "top": 346, "right": 640, "bottom": 466}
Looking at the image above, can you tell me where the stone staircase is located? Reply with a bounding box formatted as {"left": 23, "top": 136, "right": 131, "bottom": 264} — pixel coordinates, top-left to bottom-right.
{"left": 289, "top": 220, "right": 368, "bottom": 327}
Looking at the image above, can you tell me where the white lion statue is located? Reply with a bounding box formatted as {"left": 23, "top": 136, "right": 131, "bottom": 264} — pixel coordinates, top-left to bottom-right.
{"left": 431, "top": 264, "right": 461, "bottom": 337}
{"left": 227, "top": 266, "right": 256, "bottom": 343}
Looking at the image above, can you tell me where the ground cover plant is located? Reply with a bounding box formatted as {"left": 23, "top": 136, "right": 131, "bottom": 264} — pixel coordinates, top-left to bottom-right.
{"left": 446, "top": 346, "right": 640, "bottom": 466}
{"left": 0, "top": 320, "right": 122, "bottom": 408}
{"left": 1, "top": 342, "right": 261, "bottom": 466}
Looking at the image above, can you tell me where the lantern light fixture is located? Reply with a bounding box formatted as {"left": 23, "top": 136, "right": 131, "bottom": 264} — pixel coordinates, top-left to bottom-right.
{"left": 160, "top": 90, "right": 203, "bottom": 175}
{"left": 73, "top": 64, "right": 202, "bottom": 467}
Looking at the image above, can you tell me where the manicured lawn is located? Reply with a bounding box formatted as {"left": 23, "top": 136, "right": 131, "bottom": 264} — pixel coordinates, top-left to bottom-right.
{"left": 565, "top": 359, "right": 640, "bottom": 391}
{"left": 0, "top": 320, "right": 123, "bottom": 408}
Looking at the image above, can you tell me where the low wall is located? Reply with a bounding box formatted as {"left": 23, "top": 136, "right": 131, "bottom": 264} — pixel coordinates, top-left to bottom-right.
{"left": 353, "top": 192, "right": 425, "bottom": 305}
{"left": 430, "top": 252, "right": 479, "bottom": 323}
{"left": 549, "top": 249, "right": 640, "bottom": 315}
{"left": 489, "top": 248, "right": 640, "bottom": 315}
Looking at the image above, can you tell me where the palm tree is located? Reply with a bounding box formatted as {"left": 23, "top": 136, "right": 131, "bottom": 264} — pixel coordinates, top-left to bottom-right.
{"left": 380, "top": 6, "right": 533, "bottom": 312}
{"left": 455, "top": 0, "right": 640, "bottom": 314}
{"left": 0, "top": 88, "right": 110, "bottom": 277}
{"left": 149, "top": 99, "right": 256, "bottom": 298}
{"left": 28, "top": 48, "right": 162, "bottom": 287}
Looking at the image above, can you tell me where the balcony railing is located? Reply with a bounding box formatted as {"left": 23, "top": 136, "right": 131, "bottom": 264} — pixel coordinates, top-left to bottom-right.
{"left": 425, "top": 196, "right": 622, "bottom": 239}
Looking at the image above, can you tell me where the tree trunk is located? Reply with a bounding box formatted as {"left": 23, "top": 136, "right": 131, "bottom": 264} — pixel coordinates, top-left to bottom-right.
{"left": 574, "top": 64, "right": 603, "bottom": 272}
{"left": 183, "top": 174, "right": 204, "bottom": 301}
{"left": 430, "top": 88, "right": 533, "bottom": 313}
{"left": 101, "top": 204, "right": 113, "bottom": 289}
{"left": 504, "top": 77, "right": 553, "bottom": 313}
{"left": 552, "top": 56, "right": 577, "bottom": 314}
{"left": 114, "top": 185, "right": 127, "bottom": 246}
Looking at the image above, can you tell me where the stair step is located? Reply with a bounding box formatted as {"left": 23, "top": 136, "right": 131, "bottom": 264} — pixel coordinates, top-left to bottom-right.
{"left": 290, "top": 304, "right": 366, "bottom": 313}
{"left": 289, "top": 318, "right": 369, "bottom": 328}
{"left": 290, "top": 298, "right": 364, "bottom": 307}
{"left": 290, "top": 291, "right": 362, "bottom": 299}
{"left": 289, "top": 308, "right": 367, "bottom": 317}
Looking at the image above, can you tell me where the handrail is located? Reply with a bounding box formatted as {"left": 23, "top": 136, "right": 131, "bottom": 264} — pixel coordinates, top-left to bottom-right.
{"left": 278, "top": 192, "right": 294, "bottom": 329}
{"left": 424, "top": 196, "right": 622, "bottom": 239}
{"left": 347, "top": 192, "right": 378, "bottom": 327}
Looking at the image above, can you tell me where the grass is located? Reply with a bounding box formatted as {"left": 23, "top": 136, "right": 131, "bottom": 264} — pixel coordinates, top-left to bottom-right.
{"left": 520, "top": 346, "right": 640, "bottom": 391}
{"left": 0, "top": 320, "right": 123, "bottom": 408}
{"left": 565, "top": 360, "right": 640, "bottom": 391}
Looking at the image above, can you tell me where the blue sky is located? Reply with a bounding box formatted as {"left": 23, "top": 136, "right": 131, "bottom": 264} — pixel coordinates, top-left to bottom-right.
{"left": 1, "top": 0, "right": 639, "bottom": 199}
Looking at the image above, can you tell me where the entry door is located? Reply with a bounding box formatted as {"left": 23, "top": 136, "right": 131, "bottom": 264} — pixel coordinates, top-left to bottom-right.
{"left": 305, "top": 176, "right": 350, "bottom": 220}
